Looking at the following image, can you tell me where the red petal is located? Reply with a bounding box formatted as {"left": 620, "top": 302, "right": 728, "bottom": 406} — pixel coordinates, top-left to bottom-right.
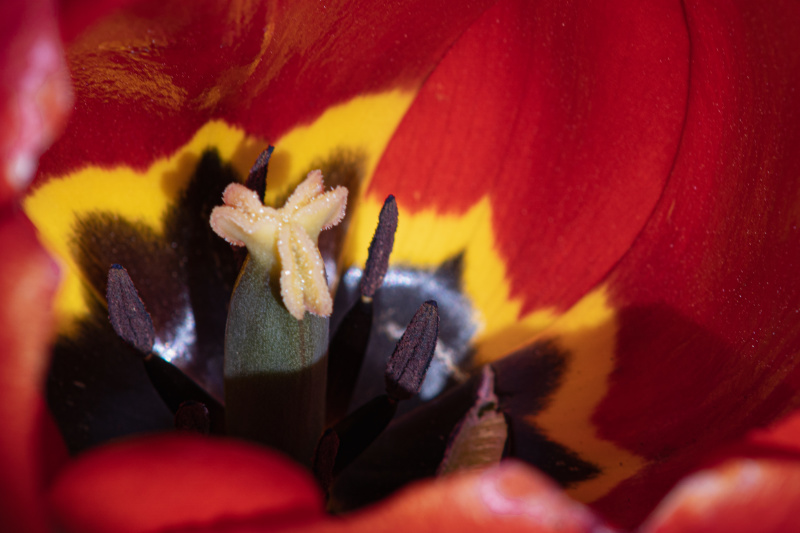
{"left": 640, "top": 411, "right": 800, "bottom": 533}
{"left": 48, "top": 434, "right": 324, "bottom": 533}
{"left": 174, "top": 462, "right": 608, "bottom": 533}
{"left": 0, "top": 0, "right": 72, "bottom": 203}
{"left": 0, "top": 207, "right": 62, "bottom": 533}
{"left": 36, "top": 0, "right": 495, "bottom": 179}
{"left": 368, "top": 0, "right": 688, "bottom": 313}
{"left": 592, "top": 1, "right": 800, "bottom": 525}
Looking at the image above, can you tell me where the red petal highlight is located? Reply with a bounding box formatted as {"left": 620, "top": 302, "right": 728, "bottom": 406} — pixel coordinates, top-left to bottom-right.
{"left": 36, "top": 0, "right": 495, "bottom": 180}
{"left": 369, "top": 0, "right": 688, "bottom": 313}
{"left": 48, "top": 435, "right": 324, "bottom": 533}
{"left": 592, "top": 1, "right": 800, "bottom": 526}
{"left": 0, "top": 0, "right": 72, "bottom": 203}
{"left": 0, "top": 207, "right": 62, "bottom": 533}
{"left": 640, "top": 411, "right": 800, "bottom": 533}
{"left": 173, "top": 461, "right": 607, "bottom": 533}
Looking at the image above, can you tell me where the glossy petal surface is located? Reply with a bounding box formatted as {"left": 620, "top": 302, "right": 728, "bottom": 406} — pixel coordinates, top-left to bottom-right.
{"left": 640, "top": 411, "right": 800, "bottom": 533}
{"left": 173, "top": 462, "right": 606, "bottom": 533}
{"left": 36, "top": 0, "right": 495, "bottom": 179}
{"left": 0, "top": 0, "right": 72, "bottom": 203}
{"left": 0, "top": 208, "right": 62, "bottom": 533}
{"left": 48, "top": 435, "right": 324, "bottom": 533}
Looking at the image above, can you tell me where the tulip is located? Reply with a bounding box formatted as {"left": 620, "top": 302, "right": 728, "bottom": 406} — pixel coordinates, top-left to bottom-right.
{"left": 3, "top": 0, "right": 800, "bottom": 532}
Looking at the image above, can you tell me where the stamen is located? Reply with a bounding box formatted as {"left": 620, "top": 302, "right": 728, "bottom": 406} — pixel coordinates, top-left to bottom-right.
{"left": 314, "top": 301, "right": 439, "bottom": 481}
{"left": 385, "top": 301, "right": 439, "bottom": 401}
{"left": 437, "top": 366, "right": 507, "bottom": 475}
{"left": 360, "top": 195, "right": 397, "bottom": 299}
{"left": 106, "top": 264, "right": 155, "bottom": 354}
{"left": 312, "top": 429, "right": 339, "bottom": 494}
{"left": 325, "top": 298, "right": 373, "bottom": 425}
{"left": 106, "top": 265, "right": 225, "bottom": 434}
{"left": 326, "top": 195, "right": 398, "bottom": 424}
{"left": 143, "top": 353, "right": 225, "bottom": 433}
{"left": 245, "top": 146, "right": 273, "bottom": 199}
{"left": 175, "top": 401, "right": 211, "bottom": 435}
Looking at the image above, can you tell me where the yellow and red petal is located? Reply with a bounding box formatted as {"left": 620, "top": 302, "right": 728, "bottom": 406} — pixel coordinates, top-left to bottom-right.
{"left": 592, "top": 1, "right": 800, "bottom": 525}
{"left": 0, "top": 207, "right": 63, "bottom": 533}
{"left": 345, "top": 0, "right": 800, "bottom": 527}
{"left": 0, "top": 0, "right": 72, "bottom": 204}
{"left": 347, "top": 0, "right": 689, "bottom": 357}
{"left": 48, "top": 434, "right": 324, "bottom": 533}
{"left": 35, "top": 0, "right": 496, "bottom": 180}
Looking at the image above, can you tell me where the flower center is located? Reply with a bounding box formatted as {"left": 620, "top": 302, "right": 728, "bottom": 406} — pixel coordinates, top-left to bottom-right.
{"left": 104, "top": 147, "right": 452, "bottom": 477}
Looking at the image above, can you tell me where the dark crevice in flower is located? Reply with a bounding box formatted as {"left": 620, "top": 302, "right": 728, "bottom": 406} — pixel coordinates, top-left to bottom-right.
{"left": 329, "top": 341, "right": 601, "bottom": 510}
{"left": 325, "top": 296, "right": 374, "bottom": 426}
{"left": 48, "top": 296, "right": 174, "bottom": 454}
{"left": 319, "top": 301, "right": 440, "bottom": 489}
{"left": 174, "top": 400, "right": 210, "bottom": 435}
{"left": 494, "top": 343, "right": 602, "bottom": 486}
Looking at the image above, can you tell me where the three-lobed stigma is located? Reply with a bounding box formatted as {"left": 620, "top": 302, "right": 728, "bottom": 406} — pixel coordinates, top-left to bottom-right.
{"left": 210, "top": 170, "right": 347, "bottom": 319}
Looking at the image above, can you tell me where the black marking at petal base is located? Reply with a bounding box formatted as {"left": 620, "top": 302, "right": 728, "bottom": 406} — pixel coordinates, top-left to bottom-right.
{"left": 309, "top": 148, "right": 367, "bottom": 284}
{"left": 245, "top": 145, "right": 273, "bottom": 199}
{"left": 492, "top": 341, "right": 601, "bottom": 487}
{"left": 48, "top": 149, "right": 243, "bottom": 453}
{"left": 48, "top": 297, "right": 174, "bottom": 455}
{"left": 106, "top": 264, "right": 155, "bottom": 354}
{"left": 360, "top": 195, "right": 397, "bottom": 298}
{"left": 385, "top": 301, "right": 439, "bottom": 401}
{"left": 162, "top": 150, "right": 241, "bottom": 398}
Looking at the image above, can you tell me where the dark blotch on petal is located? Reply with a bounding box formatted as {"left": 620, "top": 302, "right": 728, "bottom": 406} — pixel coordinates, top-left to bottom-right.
{"left": 310, "top": 148, "right": 367, "bottom": 283}
{"left": 47, "top": 150, "right": 241, "bottom": 453}
{"left": 493, "top": 342, "right": 601, "bottom": 487}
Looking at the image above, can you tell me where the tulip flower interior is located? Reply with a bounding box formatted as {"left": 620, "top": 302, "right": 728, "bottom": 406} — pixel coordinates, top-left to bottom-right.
{"left": 7, "top": 0, "right": 800, "bottom": 531}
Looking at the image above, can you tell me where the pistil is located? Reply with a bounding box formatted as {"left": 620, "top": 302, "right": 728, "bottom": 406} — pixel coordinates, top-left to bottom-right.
{"left": 210, "top": 169, "right": 347, "bottom": 465}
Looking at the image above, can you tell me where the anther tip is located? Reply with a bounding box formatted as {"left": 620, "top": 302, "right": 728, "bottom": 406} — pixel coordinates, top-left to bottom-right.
{"left": 360, "top": 195, "right": 398, "bottom": 298}
{"left": 385, "top": 300, "right": 439, "bottom": 401}
{"left": 106, "top": 264, "right": 155, "bottom": 355}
